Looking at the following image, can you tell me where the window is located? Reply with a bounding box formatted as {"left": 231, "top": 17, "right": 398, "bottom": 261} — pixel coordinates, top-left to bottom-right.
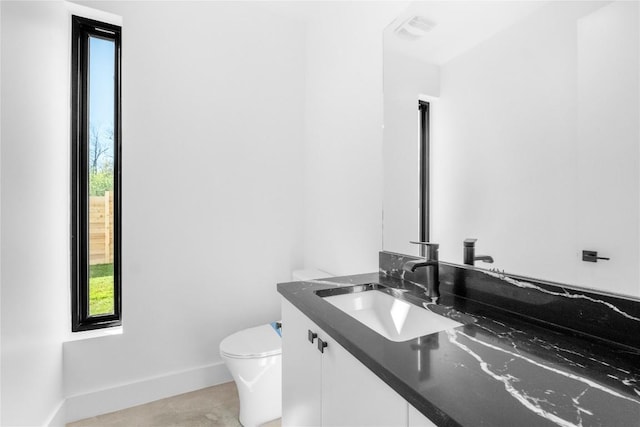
{"left": 71, "top": 16, "right": 122, "bottom": 331}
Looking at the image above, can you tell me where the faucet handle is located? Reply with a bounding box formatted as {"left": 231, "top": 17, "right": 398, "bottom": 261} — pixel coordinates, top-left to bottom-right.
{"left": 409, "top": 241, "right": 439, "bottom": 249}
{"left": 410, "top": 241, "right": 439, "bottom": 261}
{"left": 463, "top": 238, "right": 477, "bottom": 247}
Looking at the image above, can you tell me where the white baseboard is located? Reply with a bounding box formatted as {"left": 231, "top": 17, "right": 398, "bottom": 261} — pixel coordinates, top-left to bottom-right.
{"left": 44, "top": 399, "right": 67, "bottom": 427}
{"left": 64, "top": 362, "right": 232, "bottom": 424}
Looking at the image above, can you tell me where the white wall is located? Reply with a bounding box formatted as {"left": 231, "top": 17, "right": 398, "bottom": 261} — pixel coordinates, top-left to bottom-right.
{"left": 0, "top": 1, "right": 402, "bottom": 422}
{"left": 1, "top": 1, "right": 69, "bottom": 425}
{"left": 303, "top": 2, "right": 405, "bottom": 276}
{"left": 574, "top": 1, "right": 640, "bottom": 294}
{"left": 61, "top": 1, "right": 307, "bottom": 420}
{"left": 431, "top": 1, "right": 639, "bottom": 295}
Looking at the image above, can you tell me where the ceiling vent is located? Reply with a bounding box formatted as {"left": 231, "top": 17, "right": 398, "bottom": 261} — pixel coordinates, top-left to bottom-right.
{"left": 394, "top": 16, "right": 436, "bottom": 41}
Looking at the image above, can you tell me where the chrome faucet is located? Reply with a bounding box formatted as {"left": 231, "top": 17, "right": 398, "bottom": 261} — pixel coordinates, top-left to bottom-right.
{"left": 403, "top": 242, "right": 440, "bottom": 302}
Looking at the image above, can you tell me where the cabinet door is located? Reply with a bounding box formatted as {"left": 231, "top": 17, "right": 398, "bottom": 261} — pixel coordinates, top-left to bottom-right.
{"left": 321, "top": 337, "right": 407, "bottom": 426}
{"left": 408, "top": 404, "right": 437, "bottom": 427}
{"left": 281, "top": 299, "right": 322, "bottom": 426}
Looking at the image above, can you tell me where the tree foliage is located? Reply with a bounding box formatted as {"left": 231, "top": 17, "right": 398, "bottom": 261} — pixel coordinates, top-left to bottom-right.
{"left": 89, "top": 124, "right": 114, "bottom": 197}
{"left": 90, "top": 170, "right": 114, "bottom": 196}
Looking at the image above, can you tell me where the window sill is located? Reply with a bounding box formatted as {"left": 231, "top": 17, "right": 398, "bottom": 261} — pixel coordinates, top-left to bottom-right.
{"left": 65, "top": 325, "right": 123, "bottom": 343}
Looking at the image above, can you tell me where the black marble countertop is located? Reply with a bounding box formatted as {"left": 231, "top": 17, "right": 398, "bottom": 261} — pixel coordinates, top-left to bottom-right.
{"left": 277, "top": 271, "right": 640, "bottom": 427}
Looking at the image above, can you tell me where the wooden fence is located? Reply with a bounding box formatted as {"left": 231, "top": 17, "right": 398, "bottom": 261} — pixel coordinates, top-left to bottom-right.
{"left": 89, "top": 191, "right": 114, "bottom": 265}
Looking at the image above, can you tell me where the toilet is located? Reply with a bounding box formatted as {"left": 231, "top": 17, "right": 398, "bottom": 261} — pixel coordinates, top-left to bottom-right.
{"left": 220, "top": 269, "right": 330, "bottom": 427}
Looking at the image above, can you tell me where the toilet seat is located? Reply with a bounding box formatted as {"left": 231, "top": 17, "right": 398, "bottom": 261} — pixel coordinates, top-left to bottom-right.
{"left": 220, "top": 323, "right": 282, "bottom": 359}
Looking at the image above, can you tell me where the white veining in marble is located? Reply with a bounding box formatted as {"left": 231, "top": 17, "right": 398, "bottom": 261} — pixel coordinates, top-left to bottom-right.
{"left": 459, "top": 330, "right": 640, "bottom": 405}
{"left": 447, "top": 328, "right": 640, "bottom": 427}
{"left": 483, "top": 271, "right": 640, "bottom": 322}
{"left": 446, "top": 329, "right": 583, "bottom": 427}
{"left": 530, "top": 338, "right": 635, "bottom": 378}
{"left": 306, "top": 279, "right": 344, "bottom": 287}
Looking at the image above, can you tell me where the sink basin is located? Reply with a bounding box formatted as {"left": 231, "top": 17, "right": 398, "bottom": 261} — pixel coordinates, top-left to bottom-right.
{"left": 319, "top": 285, "right": 463, "bottom": 342}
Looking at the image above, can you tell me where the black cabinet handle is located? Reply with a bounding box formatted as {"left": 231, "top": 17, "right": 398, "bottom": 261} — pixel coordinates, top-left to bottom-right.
{"left": 308, "top": 330, "right": 317, "bottom": 344}
{"left": 317, "top": 338, "right": 328, "bottom": 353}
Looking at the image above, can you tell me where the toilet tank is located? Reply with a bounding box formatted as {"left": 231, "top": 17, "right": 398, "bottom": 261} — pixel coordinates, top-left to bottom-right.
{"left": 291, "top": 269, "right": 331, "bottom": 281}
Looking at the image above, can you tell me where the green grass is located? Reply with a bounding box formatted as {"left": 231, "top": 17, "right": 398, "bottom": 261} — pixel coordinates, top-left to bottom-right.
{"left": 90, "top": 263, "right": 113, "bottom": 278}
{"left": 89, "top": 263, "right": 114, "bottom": 316}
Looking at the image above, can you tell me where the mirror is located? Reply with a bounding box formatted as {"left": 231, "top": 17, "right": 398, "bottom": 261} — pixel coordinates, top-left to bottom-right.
{"left": 383, "top": 1, "right": 640, "bottom": 297}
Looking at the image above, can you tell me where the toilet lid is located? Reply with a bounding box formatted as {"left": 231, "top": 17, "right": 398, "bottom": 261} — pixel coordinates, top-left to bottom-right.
{"left": 220, "top": 323, "right": 282, "bottom": 359}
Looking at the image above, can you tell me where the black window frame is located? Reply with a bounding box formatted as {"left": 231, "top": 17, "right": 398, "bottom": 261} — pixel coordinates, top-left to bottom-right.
{"left": 71, "top": 15, "right": 122, "bottom": 332}
{"left": 419, "top": 100, "right": 430, "bottom": 255}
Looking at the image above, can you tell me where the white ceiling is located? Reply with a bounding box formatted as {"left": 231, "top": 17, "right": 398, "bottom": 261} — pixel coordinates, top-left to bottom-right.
{"left": 253, "top": 1, "right": 408, "bottom": 24}
{"left": 384, "top": 1, "right": 548, "bottom": 65}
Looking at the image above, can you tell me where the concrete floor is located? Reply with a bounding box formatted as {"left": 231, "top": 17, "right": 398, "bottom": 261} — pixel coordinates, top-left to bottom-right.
{"left": 67, "top": 381, "right": 281, "bottom": 427}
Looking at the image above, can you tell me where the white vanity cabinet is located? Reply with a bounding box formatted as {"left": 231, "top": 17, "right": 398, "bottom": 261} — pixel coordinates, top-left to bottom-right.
{"left": 282, "top": 299, "right": 431, "bottom": 427}
{"left": 281, "top": 299, "right": 323, "bottom": 426}
{"left": 321, "top": 326, "right": 407, "bottom": 426}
